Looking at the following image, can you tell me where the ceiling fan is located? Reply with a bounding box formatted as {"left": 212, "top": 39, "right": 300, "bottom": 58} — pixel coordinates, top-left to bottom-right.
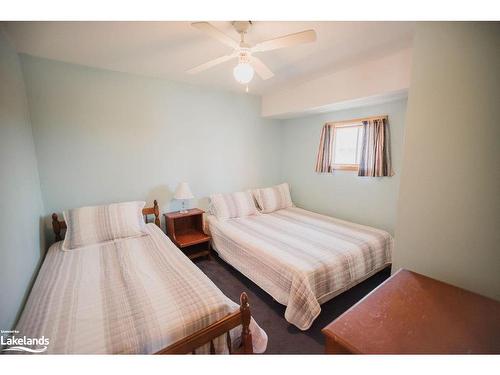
{"left": 187, "top": 21, "right": 317, "bottom": 87}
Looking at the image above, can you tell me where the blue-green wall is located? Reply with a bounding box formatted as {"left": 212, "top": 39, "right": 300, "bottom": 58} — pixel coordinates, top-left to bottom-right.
{"left": 0, "top": 30, "right": 44, "bottom": 330}
{"left": 20, "top": 55, "right": 283, "bottom": 231}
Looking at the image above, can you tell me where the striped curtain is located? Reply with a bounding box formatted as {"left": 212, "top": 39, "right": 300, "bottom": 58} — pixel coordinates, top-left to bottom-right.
{"left": 358, "top": 118, "right": 394, "bottom": 177}
{"left": 315, "top": 124, "right": 333, "bottom": 173}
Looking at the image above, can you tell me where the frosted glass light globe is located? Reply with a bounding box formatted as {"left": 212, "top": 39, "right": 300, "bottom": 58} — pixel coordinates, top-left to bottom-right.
{"left": 233, "top": 62, "right": 254, "bottom": 84}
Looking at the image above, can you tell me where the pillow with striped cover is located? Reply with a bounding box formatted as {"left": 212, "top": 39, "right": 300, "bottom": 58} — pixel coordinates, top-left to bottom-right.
{"left": 253, "top": 183, "right": 293, "bottom": 213}
{"left": 62, "top": 201, "right": 147, "bottom": 250}
{"left": 209, "top": 191, "right": 258, "bottom": 220}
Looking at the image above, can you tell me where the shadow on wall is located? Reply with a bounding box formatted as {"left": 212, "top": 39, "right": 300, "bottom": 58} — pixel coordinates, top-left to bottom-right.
{"left": 42, "top": 214, "right": 58, "bottom": 251}
{"left": 12, "top": 216, "right": 47, "bottom": 328}
{"left": 39, "top": 215, "right": 46, "bottom": 258}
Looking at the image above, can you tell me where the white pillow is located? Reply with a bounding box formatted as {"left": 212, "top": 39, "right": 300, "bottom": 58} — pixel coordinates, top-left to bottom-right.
{"left": 62, "top": 201, "right": 147, "bottom": 250}
{"left": 210, "top": 191, "right": 258, "bottom": 220}
{"left": 253, "top": 183, "right": 293, "bottom": 213}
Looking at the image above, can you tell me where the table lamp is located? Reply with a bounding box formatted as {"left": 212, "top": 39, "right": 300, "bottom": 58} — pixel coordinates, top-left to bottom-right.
{"left": 174, "top": 182, "right": 194, "bottom": 213}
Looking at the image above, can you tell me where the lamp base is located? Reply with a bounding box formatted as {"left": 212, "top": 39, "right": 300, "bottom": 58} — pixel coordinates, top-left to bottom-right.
{"left": 179, "top": 200, "right": 191, "bottom": 214}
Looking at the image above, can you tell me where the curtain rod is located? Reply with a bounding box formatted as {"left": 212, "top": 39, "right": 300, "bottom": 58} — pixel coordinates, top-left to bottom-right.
{"left": 326, "top": 115, "right": 388, "bottom": 126}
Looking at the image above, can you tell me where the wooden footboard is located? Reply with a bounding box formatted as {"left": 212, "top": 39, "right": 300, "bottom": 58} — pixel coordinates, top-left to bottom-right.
{"left": 155, "top": 292, "right": 254, "bottom": 354}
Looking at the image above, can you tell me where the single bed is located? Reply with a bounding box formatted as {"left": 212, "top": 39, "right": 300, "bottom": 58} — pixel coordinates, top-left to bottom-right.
{"left": 207, "top": 206, "right": 392, "bottom": 330}
{"left": 13, "top": 201, "right": 267, "bottom": 354}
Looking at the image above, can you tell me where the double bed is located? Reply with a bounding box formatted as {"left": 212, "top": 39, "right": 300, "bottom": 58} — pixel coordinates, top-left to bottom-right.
{"left": 14, "top": 201, "right": 267, "bottom": 354}
{"left": 207, "top": 204, "right": 393, "bottom": 330}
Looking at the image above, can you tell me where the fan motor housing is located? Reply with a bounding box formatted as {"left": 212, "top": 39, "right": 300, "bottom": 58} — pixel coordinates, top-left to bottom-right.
{"left": 232, "top": 21, "right": 252, "bottom": 34}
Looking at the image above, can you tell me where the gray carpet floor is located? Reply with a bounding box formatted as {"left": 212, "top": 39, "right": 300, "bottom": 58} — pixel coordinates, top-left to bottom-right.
{"left": 196, "top": 254, "right": 391, "bottom": 354}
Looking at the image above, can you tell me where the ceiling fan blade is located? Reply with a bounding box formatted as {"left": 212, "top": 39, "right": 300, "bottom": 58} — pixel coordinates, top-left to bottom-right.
{"left": 186, "top": 53, "right": 236, "bottom": 74}
{"left": 191, "top": 22, "right": 239, "bottom": 49}
{"left": 252, "top": 29, "right": 317, "bottom": 53}
{"left": 249, "top": 56, "right": 274, "bottom": 80}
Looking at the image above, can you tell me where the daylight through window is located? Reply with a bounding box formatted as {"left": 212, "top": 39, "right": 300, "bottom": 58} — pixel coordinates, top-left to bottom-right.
{"left": 331, "top": 122, "right": 363, "bottom": 170}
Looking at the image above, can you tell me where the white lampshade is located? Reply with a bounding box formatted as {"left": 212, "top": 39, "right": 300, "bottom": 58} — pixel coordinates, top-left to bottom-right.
{"left": 174, "top": 182, "right": 194, "bottom": 200}
{"left": 233, "top": 62, "right": 254, "bottom": 84}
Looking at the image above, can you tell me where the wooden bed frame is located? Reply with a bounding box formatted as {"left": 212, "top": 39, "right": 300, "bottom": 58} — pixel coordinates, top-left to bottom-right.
{"left": 50, "top": 200, "right": 254, "bottom": 355}
{"left": 156, "top": 292, "right": 253, "bottom": 354}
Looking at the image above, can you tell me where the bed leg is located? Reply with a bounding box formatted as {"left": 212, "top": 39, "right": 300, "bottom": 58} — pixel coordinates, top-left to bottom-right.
{"left": 239, "top": 292, "right": 253, "bottom": 354}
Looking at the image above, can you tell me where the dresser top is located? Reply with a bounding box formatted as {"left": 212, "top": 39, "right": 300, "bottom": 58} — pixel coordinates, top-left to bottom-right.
{"left": 322, "top": 269, "right": 500, "bottom": 354}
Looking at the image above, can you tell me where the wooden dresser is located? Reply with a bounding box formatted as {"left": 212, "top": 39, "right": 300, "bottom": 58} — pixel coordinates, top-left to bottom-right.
{"left": 322, "top": 269, "right": 500, "bottom": 354}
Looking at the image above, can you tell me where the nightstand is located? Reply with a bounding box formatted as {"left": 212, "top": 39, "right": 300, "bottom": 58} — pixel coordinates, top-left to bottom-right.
{"left": 164, "top": 209, "right": 211, "bottom": 261}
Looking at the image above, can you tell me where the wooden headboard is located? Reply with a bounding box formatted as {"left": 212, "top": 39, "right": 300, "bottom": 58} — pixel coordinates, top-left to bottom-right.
{"left": 51, "top": 200, "right": 161, "bottom": 242}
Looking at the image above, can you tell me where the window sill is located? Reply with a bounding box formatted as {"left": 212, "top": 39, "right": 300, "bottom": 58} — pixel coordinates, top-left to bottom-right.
{"left": 332, "top": 164, "right": 359, "bottom": 171}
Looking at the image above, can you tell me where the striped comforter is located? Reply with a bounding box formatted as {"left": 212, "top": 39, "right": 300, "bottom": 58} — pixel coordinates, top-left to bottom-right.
{"left": 15, "top": 224, "right": 267, "bottom": 354}
{"left": 207, "top": 207, "right": 392, "bottom": 330}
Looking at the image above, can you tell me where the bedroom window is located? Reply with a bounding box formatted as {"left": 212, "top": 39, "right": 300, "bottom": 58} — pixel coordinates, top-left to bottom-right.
{"left": 331, "top": 122, "right": 363, "bottom": 171}
{"left": 316, "top": 116, "right": 391, "bottom": 176}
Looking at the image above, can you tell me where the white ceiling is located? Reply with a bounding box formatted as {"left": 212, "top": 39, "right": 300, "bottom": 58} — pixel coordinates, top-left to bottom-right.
{"left": 3, "top": 21, "right": 415, "bottom": 95}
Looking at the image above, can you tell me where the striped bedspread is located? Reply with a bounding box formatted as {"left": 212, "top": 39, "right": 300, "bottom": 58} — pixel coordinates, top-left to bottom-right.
{"left": 207, "top": 207, "right": 392, "bottom": 330}
{"left": 14, "top": 224, "right": 267, "bottom": 354}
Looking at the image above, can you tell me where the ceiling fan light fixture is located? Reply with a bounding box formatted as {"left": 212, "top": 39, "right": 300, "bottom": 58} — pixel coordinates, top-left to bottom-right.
{"left": 188, "top": 22, "right": 317, "bottom": 84}
{"left": 233, "top": 62, "right": 254, "bottom": 84}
